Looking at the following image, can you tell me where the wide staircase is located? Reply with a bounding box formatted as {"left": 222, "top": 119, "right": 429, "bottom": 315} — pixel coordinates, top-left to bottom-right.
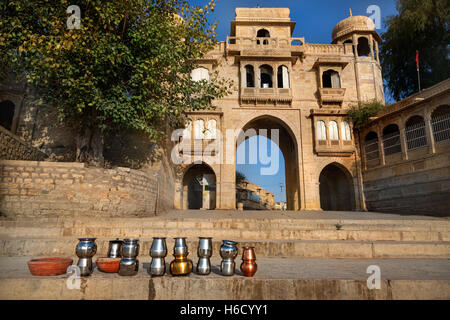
{"left": 1, "top": 210, "right": 449, "bottom": 299}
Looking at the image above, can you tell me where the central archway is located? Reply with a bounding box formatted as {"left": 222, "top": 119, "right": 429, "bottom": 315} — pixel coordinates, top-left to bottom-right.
{"left": 319, "top": 163, "right": 354, "bottom": 211}
{"left": 237, "top": 115, "right": 300, "bottom": 210}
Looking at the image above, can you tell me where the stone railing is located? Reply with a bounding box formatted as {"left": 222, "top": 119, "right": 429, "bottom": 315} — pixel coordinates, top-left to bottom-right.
{"left": 319, "top": 87, "right": 346, "bottom": 104}
{"left": 226, "top": 36, "right": 304, "bottom": 51}
{"left": 240, "top": 87, "right": 293, "bottom": 104}
{"left": 304, "top": 43, "right": 349, "bottom": 55}
{"left": 0, "top": 126, "right": 47, "bottom": 161}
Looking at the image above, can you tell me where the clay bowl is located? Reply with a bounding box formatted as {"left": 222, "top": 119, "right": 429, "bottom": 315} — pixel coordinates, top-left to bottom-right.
{"left": 27, "top": 257, "right": 73, "bottom": 276}
{"left": 96, "top": 257, "right": 121, "bottom": 273}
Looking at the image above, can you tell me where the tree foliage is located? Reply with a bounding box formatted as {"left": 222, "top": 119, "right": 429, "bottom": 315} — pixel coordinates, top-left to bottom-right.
{"left": 0, "top": 0, "right": 231, "bottom": 163}
{"left": 380, "top": 0, "right": 450, "bottom": 101}
{"left": 236, "top": 171, "right": 247, "bottom": 185}
{"left": 347, "top": 100, "right": 387, "bottom": 128}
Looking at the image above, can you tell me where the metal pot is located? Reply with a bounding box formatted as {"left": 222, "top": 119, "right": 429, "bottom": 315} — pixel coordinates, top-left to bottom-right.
{"left": 150, "top": 237, "right": 167, "bottom": 258}
{"left": 240, "top": 246, "right": 257, "bottom": 277}
{"left": 196, "top": 237, "right": 212, "bottom": 275}
{"left": 122, "top": 238, "right": 140, "bottom": 258}
{"left": 107, "top": 239, "right": 123, "bottom": 258}
{"left": 173, "top": 237, "right": 188, "bottom": 255}
{"left": 196, "top": 257, "right": 211, "bottom": 275}
{"left": 118, "top": 258, "right": 139, "bottom": 276}
{"left": 150, "top": 258, "right": 165, "bottom": 276}
{"left": 170, "top": 253, "right": 193, "bottom": 276}
{"left": 76, "top": 238, "right": 97, "bottom": 276}
{"left": 219, "top": 240, "right": 238, "bottom": 276}
{"left": 220, "top": 260, "right": 236, "bottom": 276}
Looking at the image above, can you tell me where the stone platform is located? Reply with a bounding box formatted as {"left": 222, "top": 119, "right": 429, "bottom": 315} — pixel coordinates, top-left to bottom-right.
{"left": 1, "top": 210, "right": 449, "bottom": 299}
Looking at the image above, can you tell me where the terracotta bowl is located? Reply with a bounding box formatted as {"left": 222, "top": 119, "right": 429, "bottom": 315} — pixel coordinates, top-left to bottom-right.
{"left": 96, "top": 257, "right": 121, "bottom": 273}
{"left": 27, "top": 257, "right": 73, "bottom": 276}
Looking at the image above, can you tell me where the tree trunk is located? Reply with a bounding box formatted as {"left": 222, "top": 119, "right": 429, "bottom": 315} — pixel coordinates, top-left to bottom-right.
{"left": 76, "top": 127, "right": 104, "bottom": 166}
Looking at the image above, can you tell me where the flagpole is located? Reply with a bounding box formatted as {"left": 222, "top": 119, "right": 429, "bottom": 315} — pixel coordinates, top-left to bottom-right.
{"left": 417, "top": 67, "right": 421, "bottom": 91}
{"left": 416, "top": 50, "right": 421, "bottom": 91}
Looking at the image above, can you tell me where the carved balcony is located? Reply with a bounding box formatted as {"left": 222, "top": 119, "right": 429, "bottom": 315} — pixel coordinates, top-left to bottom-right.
{"left": 226, "top": 36, "right": 305, "bottom": 59}
{"left": 240, "top": 87, "right": 292, "bottom": 105}
{"left": 318, "top": 87, "right": 346, "bottom": 104}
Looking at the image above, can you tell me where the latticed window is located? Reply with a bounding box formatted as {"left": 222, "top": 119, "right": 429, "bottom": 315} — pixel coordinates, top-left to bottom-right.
{"left": 405, "top": 116, "right": 427, "bottom": 150}
{"left": 364, "top": 131, "right": 379, "bottom": 168}
{"left": 205, "top": 119, "right": 217, "bottom": 140}
{"left": 382, "top": 124, "right": 402, "bottom": 156}
{"left": 191, "top": 67, "right": 209, "bottom": 82}
{"left": 194, "top": 119, "right": 205, "bottom": 140}
{"left": 431, "top": 105, "right": 450, "bottom": 143}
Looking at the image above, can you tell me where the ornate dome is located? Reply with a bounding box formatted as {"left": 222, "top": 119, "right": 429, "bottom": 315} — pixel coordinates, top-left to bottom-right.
{"left": 332, "top": 15, "right": 380, "bottom": 43}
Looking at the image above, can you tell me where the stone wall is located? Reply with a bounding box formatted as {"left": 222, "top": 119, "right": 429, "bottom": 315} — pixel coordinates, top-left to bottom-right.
{"left": 0, "top": 126, "right": 47, "bottom": 161}
{"left": 0, "top": 160, "right": 159, "bottom": 218}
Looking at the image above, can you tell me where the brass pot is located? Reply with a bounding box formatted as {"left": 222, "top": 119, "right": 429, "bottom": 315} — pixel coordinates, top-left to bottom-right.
{"left": 170, "top": 253, "right": 193, "bottom": 276}
{"left": 240, "top": 246, "right": 257, "bottom": 277}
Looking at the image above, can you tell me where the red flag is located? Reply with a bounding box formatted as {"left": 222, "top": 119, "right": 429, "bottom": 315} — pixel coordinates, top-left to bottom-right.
{"left": 416, "top": 50, "right": 419, "bottom": 69}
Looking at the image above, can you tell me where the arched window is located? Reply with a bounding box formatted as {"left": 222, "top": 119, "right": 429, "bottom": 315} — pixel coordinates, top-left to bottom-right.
{"left": 316, "top": 121, "right": 326, "bottom": 141}
{"left": 182, "top": 120, "right": 192, "bottom": 141}
{"left": 343, "top": 39, "right": 355, "bottom": 55}
{"left": 364, "top": 131, "right": 379, "bottom": 167}
{"left": 382, "top": 124, "right": 401, "bottom": 155}
{"left": 191, "top": 67, "right": 209, "bottom": 82}
{"left": 245, "top": 65, "right": 255, "bottom": 88}
{"left": 341, "top": 121, "right": 352, "bottom": 141}
{"left": 405, "top": 116, "right": 427, "bottom": 149}
{"left": 259, "top": 65, "right": 273, "bottom": 88}
{"left": 0, "top": 100, "right": 15, "bottom": 131}
{"left": 194, "top": 119, "right": 205, "bottom": 140}
{"left": 322, "top": 70, "right": 341, "bottom": 88}
{"left": 256, "top": 29, "right": 270, "bottom": 45}
{"left": 373, "top": 40, "right": 377, "bottom": 60}
{"left": 205, "top": 119, "right": 217, "bottom": 140}
{"left": 329, "top": 121, "right": 339, "bottom": 141}
{"left": 431, "top": 105, "right": 450, "bottom": 143}
{"left": 277, "top": 65, "right": 290, "bottom": 89}
{"left": 357, "top": 37, "right": 370, "bottom": 57}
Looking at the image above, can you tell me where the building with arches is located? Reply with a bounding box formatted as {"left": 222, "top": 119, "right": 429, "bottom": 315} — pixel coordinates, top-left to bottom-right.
{"left": 174, "top": 7, "right": 385, "bottom": 212}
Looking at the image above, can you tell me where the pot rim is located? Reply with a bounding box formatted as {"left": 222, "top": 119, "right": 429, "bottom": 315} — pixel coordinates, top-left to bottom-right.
{"left": 28, "top": 257, "right": 73, "bottom": 264}
{"left": 153, "top": 237, "right": 166, "bottom": 239}
{"left": 78, "top": 238, "right": 97, "bottom": 241}
{"left": 123, "top": 238, "right": 139, "bottom": 242}
{"left": 222, "top": 240, "right": 238, "bottom": 245}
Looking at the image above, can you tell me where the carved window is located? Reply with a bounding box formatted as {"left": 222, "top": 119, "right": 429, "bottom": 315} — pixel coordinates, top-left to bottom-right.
{"left": 194, "top": 119, "right": 205, "bottom": 140}
{"left": 329, "top": 121, "right": 339, "bottom": 141}
{"left": 259, "top": 65, "right": 273, "bottom": 88}
{"left": 256, "top": 29, "right": 270, "bottom": 45}
{"left": 191, "top": 67, "right": 209, "bottom": 82}
{"left": 182, "top": 120, "right": 192, "bottom": 141}
{"left": 357, "top": 37, "right": 370, "bottom": 57}
{"left": 431, "top": 105, "right": 450, "bottom": 143}
{"left": 341, "top": 121, "right": 352, "bottom": 141}
{"left": 205, "top": 119, "right": 217, "bottom": 140}
{"left": 322, "top": 70, "right": 341, "bottom": 88}
{"left": 316, "top": 121, "right": 327, "bottom": 141}
{"left": 245, "top": 65, "right": 255, "bottom": 88}
{"left": 277, "top": 65, "right": 290, "bottom": 89}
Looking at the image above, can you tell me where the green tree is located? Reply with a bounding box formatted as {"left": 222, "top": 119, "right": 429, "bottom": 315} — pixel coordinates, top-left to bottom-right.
{"left": 380, "top": 0, "right": 450, "bottom": 101}
{"left": 0, "top": 0, "right": 231, "bottom": 164}
{"left": 236, "top": 171, "right": 247, "bottom": 186}
{"left": 347, "top": 99, "right": 387, "bottom": 129}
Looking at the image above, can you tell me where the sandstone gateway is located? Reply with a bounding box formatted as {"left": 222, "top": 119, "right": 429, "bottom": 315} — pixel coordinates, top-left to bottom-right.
{"left": 1, "top": 8, "right": 449, "bottom": 217}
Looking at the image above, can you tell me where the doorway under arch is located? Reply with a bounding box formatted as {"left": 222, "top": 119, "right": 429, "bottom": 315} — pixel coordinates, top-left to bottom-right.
{"left": 319, "top": 163, "right": 354, "bottom": 211}
{"left": 237, "top": 115, "right": 300, "bottom": 210}
{"left": 182, "top": 163, "right": 216, "bottom": 210}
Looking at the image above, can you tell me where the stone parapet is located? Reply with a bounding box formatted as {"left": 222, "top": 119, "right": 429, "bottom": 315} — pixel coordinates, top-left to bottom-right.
{"left": 0, "top": 126, "right": 47, "bottom": 161}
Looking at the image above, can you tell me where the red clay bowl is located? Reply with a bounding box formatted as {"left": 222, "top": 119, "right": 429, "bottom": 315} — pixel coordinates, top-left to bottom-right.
{"left": 96, "top": 257, "right": 121, "bottom": 273}
{"left": 27, "top": 257, "right": 73, "bottom": 276}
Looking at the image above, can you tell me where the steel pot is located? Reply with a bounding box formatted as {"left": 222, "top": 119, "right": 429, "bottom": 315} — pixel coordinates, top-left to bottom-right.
{"left": 76, "top": 238, "right": 97, "bottom": 258}
{"left": 107, "top": 239, "right": 123, "bottom": 258}
{"left": 122, "top": 238, "right": 140, "bottom": 258}
{"left": 150, "top": 237, "right": 167, "bottom": 258}
{"left": 173, "top": 237, "right": 188, "bottom": 255}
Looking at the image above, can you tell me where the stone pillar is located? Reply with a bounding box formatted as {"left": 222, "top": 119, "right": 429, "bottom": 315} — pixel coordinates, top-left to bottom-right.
{"left": 399, "top": 121, "right": 409, "bottom": 160}
{"left": 377, "top": 125, "right": 385, "bottom": 166}
{"left": 375, "top": 41, "right": 380, "bottom": 63}
{"left": 424, "top": 111, "right": 436, "bottom": 154}
{"left": 369, "top": 34, "right": 374, "bottom": 60}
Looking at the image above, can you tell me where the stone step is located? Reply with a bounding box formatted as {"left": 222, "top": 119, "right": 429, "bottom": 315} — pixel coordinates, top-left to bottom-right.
{"left": 2, "top": 237, "right": 450, "bottom": 258}
{"left": 2, "top": 217, "right": 450, "bottom": 232}
{"left": 1, "top": 257, "right": 449, "bottom": 300}
{"left": 1, "top": 226, "right": 449, "bottom": 242}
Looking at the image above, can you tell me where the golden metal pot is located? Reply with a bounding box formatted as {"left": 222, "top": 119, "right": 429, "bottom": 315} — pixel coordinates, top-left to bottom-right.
{"left": 170, "top": 253, "right": 193, "bottom": 276}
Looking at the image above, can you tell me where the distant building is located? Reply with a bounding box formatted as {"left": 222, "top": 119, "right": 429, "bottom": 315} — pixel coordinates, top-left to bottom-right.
{"left": 236, "top": 180, "right": 276, "bottom": 210}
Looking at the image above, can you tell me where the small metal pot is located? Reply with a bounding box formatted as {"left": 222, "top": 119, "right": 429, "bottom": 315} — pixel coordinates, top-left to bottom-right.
{"left": 150, "top": 258, "right": 165, "bottom": 276}
{"left": 107, "top": 239, "right": 123, "bottom": 258}
{"left": 170, "top": 253, "right": 193, "bottom": 276}
{"left": 76, "top": 238, "right": 97, "bottom": 276}
{"left": 118, "top": 258, "right": 139, "bottom": 276}
{"left": 219, "top": 240, "right": 238, "bottom": 260}
{"left": 220, "top": 260, "right": 236, "bottom": 276}
{"left": 240, "top": 246, "right": 257, "bottom": 277}
{"left": 122, "top": 238, "right": 140, "bottom": 258}
{"left": 197, "top": 237, "right": 213, "bottom": 257}
{"left": 173, "top": 237, "right": 188, "bottom": 255}
{"left": 150, "top": 237, "right": 167, "bottom": 258}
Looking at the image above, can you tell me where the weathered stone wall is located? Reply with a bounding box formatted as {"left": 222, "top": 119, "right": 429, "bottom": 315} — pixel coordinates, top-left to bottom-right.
{"left": 0, "top": 126, "right": 47, "bottom": 161}
{"left": 0, "top": 160, "right": 158, "bottom": 218}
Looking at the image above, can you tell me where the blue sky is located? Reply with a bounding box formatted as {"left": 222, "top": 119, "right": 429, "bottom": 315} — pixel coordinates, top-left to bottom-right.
{"left": 188, "top": 1, "right": 399, "bottom": 202}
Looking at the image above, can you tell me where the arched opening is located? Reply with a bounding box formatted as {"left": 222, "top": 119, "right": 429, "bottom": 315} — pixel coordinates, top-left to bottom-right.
{"left": 357, "top": 37, "right": 370, "bottom": 57}
{"left": 256, "top": 29, "right": 270, "bottom": 45}
{"left": 341, "top": 121, "right": 352, "bottom": 142}
{"left": 319, "top": 163, "right": 354, "bottom": 211}
{"left": 0, "top": 100, "right": 15, "bottom": 131}
{"left": 259, "top": 65, "right": 273, "bottom": 88}
{"left": 277, "top": 65, "right": 289, "bottom": 88}
{"left": 364, "top": 131, "right": 379, "bottom": 168}
{"left": 329, "top": 120, "right": 339, "bottom": 144}
{"left": 236, "top": 115, "right": 300, "bottom": 210}
{"left": 316, "top": 120, "right": 327, "bottom": 145}
{"left": 322, "top": 69, "right": 341, "bottom": 88}
{"left": 245, "top": 65, "right": 255, "bottom": 88}
{"left": 182, "top": 163, "right": 216, "bottom": 210}
{"left": 431, "top": 105, "right": 450, "bottom": 143}
{"left": 382, "top": 124, "right": 401, "bottom": 155}
{"left": 405, "top": 115, "right": 427, "bottom": 149}
{"left": 343, "top": 39, "right": 355, "bottom": 55}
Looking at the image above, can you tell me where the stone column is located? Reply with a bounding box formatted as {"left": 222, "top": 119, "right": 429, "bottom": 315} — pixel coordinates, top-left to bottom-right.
{"left": 368, "top": 34, "right": 374, "bottom": 60}
{"left": 399, "top": 120, "right": 409, "bottom": 160}
{"left": 377, "top": 125, "right": 385, "bottom": 166}
{"left": 424, "top": 111, "right": 436, "bottom": 154}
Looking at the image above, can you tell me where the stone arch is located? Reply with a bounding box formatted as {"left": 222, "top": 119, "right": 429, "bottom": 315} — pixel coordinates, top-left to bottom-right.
{"left": 357, "top": 37, "right": 370, "bottom": 57}
{"left": 405, "top": 115, "right": 427, "bottom": 149}
{"left": 322, "top": 69, "right": 341, "bottom": 88}
{"left": 277, "top": 65, "right": 290, "bottom": 88}
{"left": 181, "top": 162, "right": 217, "bottom": 210}
{"left": 0, "top": 100, "right": 15, "bottom": 131}
{"left": 256, "top": 29, "right": 270, "bottom": 45}
{"left": 259, "top": 64, "right": 273, "bottom": 88}
{"left": 318, "top": 162, "right": 355, "bottom": 211}
{"left": 244, "top": 65, "right": 255, "bottom": 88}
{"left": 382, "top": 124, "right": 401, "bottom": 155}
